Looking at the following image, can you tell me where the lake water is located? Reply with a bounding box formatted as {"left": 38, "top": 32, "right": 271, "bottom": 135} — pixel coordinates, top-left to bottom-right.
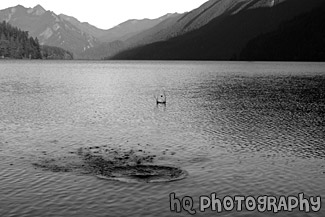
{"left": 0, "top": 61, "right": 324, "bottom": 217}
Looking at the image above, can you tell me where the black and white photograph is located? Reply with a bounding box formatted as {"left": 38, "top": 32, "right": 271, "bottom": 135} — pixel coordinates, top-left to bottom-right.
{"left": 0, "top": 0, "right": 324, "bottom": 216}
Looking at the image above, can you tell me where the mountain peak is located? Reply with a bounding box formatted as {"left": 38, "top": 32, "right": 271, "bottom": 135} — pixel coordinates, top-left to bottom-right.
{"left": 33, "top": 4, "right": 44, "bottom": 10}
{"left": 33, "top": 4, "right": 46, "bottom": 15}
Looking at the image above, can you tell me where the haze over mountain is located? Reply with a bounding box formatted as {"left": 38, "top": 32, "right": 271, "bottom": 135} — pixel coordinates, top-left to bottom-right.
{"left": 79, "top": 13, "right": 181, "bottom": 59}
{"left": 59, "top": 13, "right": 178, "bottom": 43}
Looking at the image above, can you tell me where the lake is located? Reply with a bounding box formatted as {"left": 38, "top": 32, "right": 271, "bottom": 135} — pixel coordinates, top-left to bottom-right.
{"left": 0, "top": 61, "right": 324, "bottom": 217}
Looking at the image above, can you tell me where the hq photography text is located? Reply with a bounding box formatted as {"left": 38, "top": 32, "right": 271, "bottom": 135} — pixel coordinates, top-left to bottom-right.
{"left": 169, "top": 192, "right": 321, "bottom": 215}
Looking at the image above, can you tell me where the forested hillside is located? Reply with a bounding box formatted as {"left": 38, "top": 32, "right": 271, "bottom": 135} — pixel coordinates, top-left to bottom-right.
{"left": 239, "top": 2, "right": 325, "bottom": 61}
{"left": 41, "top": 45, "right": 74, "bottom": 60}
{"left": 0, "top": 21, "right": 41, "bottom": 59}
{"left": 110, "top": 0, "right": 323, "bottom": 61}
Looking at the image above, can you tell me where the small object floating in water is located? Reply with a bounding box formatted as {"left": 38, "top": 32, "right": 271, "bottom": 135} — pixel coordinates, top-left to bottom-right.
{"left": 155, "top": 91, "right": 166, "bottom": 104}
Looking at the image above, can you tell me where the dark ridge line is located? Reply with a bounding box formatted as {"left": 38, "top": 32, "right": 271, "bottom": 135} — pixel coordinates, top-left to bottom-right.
{"left": 183, "top": 0, "right": 222, "bottom": 30}
{"left": 177, "top": 12, "right": 190, "bottom": 23}
{"left": 241, "top": 0, "right": 263, "bottom": 12}
{"left": 225, "top": 0, "right": 267, "bottom": 16}
{"left": 223, "top": 1, "right": 248, "bottom": 16}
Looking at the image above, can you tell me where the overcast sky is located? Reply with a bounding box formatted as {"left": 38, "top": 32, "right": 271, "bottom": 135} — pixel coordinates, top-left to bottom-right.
{"left": 0, "top": 0, "right": 208, "bottom": 29}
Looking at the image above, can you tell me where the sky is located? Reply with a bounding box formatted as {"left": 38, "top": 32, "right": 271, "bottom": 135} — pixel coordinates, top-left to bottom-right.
{"left": 0, "top": 0, "right": 208, "bottom": 29}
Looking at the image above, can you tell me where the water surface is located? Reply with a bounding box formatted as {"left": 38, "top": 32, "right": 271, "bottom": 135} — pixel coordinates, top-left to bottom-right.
{"left": 0, "top": 61, "right": 324, "bottom": 216}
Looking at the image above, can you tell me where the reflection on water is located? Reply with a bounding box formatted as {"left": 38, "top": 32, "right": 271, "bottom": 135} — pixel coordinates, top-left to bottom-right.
{"left": 0, "top": 61, "right": 324, "bottom": 217}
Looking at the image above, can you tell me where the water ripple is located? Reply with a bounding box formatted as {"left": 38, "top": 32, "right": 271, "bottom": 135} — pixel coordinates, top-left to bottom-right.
{"left": 1, "top": 61, "right": 325, "bottom": 217}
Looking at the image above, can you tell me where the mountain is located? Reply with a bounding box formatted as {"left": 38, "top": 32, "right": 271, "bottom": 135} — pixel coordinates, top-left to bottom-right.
{"left": 59, "top": 13, "right": 179, "bottom": 44}
{"left": 0, "top": 4, "right": 99, "bottom": 58}
{"left": 58, "top": 14, "right": 106, "bottom": 39}
{"left": 61, "top": 14, "right": 179, "bottom": 59}
{"left": 0, "top": 4, "right": 178, "bottom": 59}
{"left": 239, "top": 2, "right": 325, "bottom": 61}
{"left": 111, "top": 0, "right": 324, "bottom": 60}
{"left": 63, "top": 13, "right": 180, "bottom": 59}
{"left": 124, "top": 0, "right": 246, "bottom": 47}
{"left": 98, "top": 13, "right": 181, "bottom": 43}
{"left": 123, "top": 13, "right": 182, "bottom": 48}
{"left": 3, "top": 1, "right": 322, "bottom": 60}
{"left": 123, "top": 0, "right": 280, "bottom": 47}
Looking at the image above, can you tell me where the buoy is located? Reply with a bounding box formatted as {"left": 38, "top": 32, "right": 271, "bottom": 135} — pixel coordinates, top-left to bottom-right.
{"left": 155, "top": 91, "right": 166, "bottom": 104}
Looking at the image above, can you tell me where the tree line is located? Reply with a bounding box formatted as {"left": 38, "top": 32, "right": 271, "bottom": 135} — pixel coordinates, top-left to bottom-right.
{"left": 0, "top": 21, "right": 42, "bottom": 59}
{"left": 41, "top": 45, "right": 73, "bottom": 60}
